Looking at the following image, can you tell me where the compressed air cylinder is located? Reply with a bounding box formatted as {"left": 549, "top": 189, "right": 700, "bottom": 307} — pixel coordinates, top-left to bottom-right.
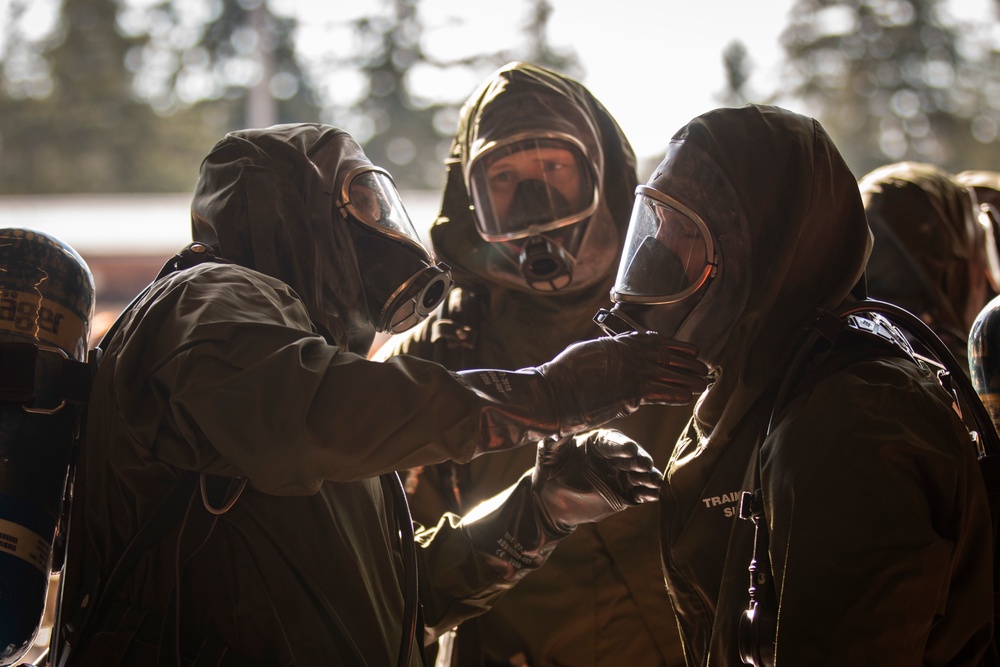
{"left": 970, "top": 294, "right": 1000, "bottom": 438}
{"left": 0, "top": 229, "right": 93, "bottom": 665}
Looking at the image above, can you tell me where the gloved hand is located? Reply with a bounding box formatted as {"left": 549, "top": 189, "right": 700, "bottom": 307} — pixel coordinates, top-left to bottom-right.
{"left": 460, "top": 428, "right": 661, "bottom": 583}
{"left": 532, "top": 429, "right": 661, "bottom": 534}
{"left": 458, "top": 331, "right": 709, "bottom": 456}
{"left": 537, "top": 331, "right": 708, "bottom": 435}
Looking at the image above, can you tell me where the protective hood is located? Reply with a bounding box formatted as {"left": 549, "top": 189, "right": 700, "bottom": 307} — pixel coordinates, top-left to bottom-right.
{"left": 956, "top": 169, "right": 1000, "bottom": 297}
{"left": 861, "top": 162, "right": 990, "bottom": 345}
{"left": 431, "top": 61, "right": 637, "bottom": 297}
{"left": 191, "top": 124, "right": 447, "bottom": 354}
{"left": 615, "top": 105, "right": 872, "bottom": 436}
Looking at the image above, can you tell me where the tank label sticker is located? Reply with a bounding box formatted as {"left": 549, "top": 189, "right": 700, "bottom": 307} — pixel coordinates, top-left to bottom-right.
{"left": 0, "top": 289, "right": 87, "bottom": 359}
{"left": 0, "top": 517, "right": 51, "bottom": 573}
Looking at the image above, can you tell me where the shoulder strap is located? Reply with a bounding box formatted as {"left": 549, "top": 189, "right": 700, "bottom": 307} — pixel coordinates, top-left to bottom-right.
{"left": 96, "top": 243, "right": 227, "bottom": 353}
{"left": 427, "top": 287, "right": 481, "bottom": 371}
{"left": 735, "top": 308, "right": 918, "bottom": 667}
{"left": 382, "top": 472, "right": 420, "bottom": 667}
{"left": 414, "top": 286, "right": 482, "bottom": 515}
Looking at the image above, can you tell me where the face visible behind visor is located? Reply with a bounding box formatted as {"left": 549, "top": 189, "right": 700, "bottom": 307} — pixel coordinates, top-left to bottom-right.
{"left": 466, "top": 133, "right": 603, "bottom": 292}
{"left": 337, "top": 166, "right": 451, "bottom": 333}
{"left": 468, "top": 134, "right": 597, "bottom": 241}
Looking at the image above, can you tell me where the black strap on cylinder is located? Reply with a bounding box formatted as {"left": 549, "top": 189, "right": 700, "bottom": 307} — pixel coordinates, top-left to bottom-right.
{"left": 0, "top": 342, "right": 91, "bottom": 409}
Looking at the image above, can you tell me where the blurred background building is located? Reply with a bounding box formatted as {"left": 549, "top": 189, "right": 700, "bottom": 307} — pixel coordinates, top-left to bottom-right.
{"left": 0, "top": 190, "right": 439, "bottom": 345}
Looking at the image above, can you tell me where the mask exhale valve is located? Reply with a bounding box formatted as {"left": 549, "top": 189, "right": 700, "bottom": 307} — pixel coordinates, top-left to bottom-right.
{"left": 520, "top": 237, "right": 573, "bottom": 291}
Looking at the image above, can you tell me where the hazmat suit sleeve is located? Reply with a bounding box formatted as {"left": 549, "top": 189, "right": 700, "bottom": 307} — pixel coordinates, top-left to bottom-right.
{"left": 112, "top": 264, "right": 488, "bottom": 495}
{"left": 760, "top": 358, "right": 993, "bottom": 665}
{"left": 415, "top": 429, "right": 662, "bottom": 641}
{"left": 113, "top": 264, "right": 703, "bottom": 496}
{"left": 413, "top": 479, "right": 552, "bottom": 641}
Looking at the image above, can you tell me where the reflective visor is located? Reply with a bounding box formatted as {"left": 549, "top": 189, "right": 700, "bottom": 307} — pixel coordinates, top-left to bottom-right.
{"left": 612, "top": 186, "right": 716, "bottom": 304}
{"left": 467, "top": 134, "right": 597, "bottom": 241}
{"left": 338, "top": 166, "right": 452, "bottom": 333}
{"left": 339, "top": 166, "right": 427, "bottom": 250}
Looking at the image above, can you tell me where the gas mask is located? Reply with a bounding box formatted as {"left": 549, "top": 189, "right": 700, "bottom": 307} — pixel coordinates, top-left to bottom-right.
{"left": 613, "top": 187, "right": 717, "bottom": 305}
{"left": 597, "top": 186, "right": 717, "bottom": 339}
{"left": 336, "top": 166, "right": 452, "bottom": 333}
{"left": 598, "top": 141, "right": 751, "bottom": 369}
{"left": 466, "top": 133, "right": 604, "bottom": 292}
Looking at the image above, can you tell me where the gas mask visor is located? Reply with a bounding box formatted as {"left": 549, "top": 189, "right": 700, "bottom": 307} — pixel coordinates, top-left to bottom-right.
{"left": 611, "top": 186, "right": 716, "bottom": 305}
{"left": 338, "top": 166, "right": 452, "bottom": 334}
{"left": 467, "top": 133, "right": 598, "bottom": 242}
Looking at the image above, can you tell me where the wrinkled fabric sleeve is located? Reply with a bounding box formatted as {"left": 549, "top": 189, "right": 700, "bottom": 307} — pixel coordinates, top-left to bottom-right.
{"left": 761, "top": 359, "right": 993, "bottom": 666}
{"left": 414, "top": 473, "right": 567, "bottom": 642}
{"left": 414, "top": 512, "right": 515, "bottom": 642}
{"left": 113, "top": 265, "right": 483, "bottom": 495}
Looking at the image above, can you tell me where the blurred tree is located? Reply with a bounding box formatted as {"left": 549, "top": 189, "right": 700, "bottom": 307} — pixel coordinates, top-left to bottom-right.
{"left": 321, "top": 0, "right": 581, "bottom": 190}
{"left": 328, "top": 0, "right": 455, "bottom": 190}
{"left": 128, "top": 0, "right": 322, "bottom": 130}
{"left": 780, "top": 0, "right": 1000, "bottom": 177}
{"left": 717, "top": 40, "right": 753, "bottom": 106}
{"left": 521, "top": 0, "right": 582, "bottom": 79}
{"left": 0, "top": 0, "right": 218, "bottom": 193}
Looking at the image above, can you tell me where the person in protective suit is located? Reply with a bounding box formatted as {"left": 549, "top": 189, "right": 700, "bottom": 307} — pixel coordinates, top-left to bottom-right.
{"left": 51, "top": 123, "right": 711, "bottom": 666}
{"left": 957, "top": 169, "right": 1000, "bottom": 300}
{"left": 859, "top": 161, "right": 1000, "bottom": 367}
{"left": 373, "top": 62, "right": 691, "bottom": 667}
{"left": 606, "top": 104, "right": 994, "bottom": 665}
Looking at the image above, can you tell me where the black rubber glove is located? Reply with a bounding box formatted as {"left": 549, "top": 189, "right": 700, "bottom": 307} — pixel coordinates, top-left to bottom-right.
{"left": 458, "top": 331, "right": 708, "bottom": 457}
{"left": 532, "top": 429, "right": 661, "bottom": 534}
{"left": 462, "top": 428, "right": 661, "bottom": 582}
{"left": 537, "top": 331, "right": 708, "bottom": 434}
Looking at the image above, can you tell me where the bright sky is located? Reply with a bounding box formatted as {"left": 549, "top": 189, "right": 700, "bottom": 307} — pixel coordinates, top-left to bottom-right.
{"left": 545, "top": 0, "right": 799, "bottom": 165}
{"left": 285, "top": 0, "right": 996, "bottom": 169}
{"left": 0, "top": 0, "right": 995, "bottom": 253}
{"left": 290, "top": 0, "right": 800, "bottom": 167}
{"left": 1, "top": 0, "right": 996, "bottom": 169}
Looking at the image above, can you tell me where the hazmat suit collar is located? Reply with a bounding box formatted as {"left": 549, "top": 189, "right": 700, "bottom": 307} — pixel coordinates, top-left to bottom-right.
{"left": 667, "top": 106, "right": 872, "bottom": 438}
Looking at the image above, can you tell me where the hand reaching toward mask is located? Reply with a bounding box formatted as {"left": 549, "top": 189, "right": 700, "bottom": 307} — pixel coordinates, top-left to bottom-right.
{"left": 536, "top": 332, "right": 709, "bottom": 435}
{"left": 459, "top": 331, "right": 709, "bottom": 456}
